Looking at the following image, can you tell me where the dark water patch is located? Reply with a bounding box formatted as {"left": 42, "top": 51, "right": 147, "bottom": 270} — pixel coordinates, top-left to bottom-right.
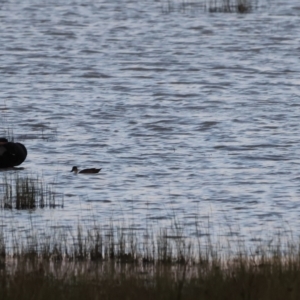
{"left": 63, "top": 192, "right": 76, "bottom": 198}
{"left": 168, "top": 193, "right": 182, "bottom": 197}
{"left": 240, "top": 155, "right": 289, "bottom": 161}
{"left": 112, "top": 85, "right": 131, "bottom": 92}
{"left": 144, "top": 185, "right": 160, "bottom": 189}
{"left": 233, "top": 181, "right": 263, "bottom": 185}
{"left": 152, "top": 92, "right": 174, "bottom": 97}
{"left": 129, "top": 133, "right": 158, "bottom": 137}
{"left": 5, "top": 47, "right": 28, "bottom": 52}
{"left": 43, "top": 30, "right": 76, "bottom": 38}
{"left": 144, "top": 124, "right": 173, "bottom": 132}
{"left": 169, "top": 167, "right": 180, "bottom": 171}
{"left": 131, "top": 75, "right": 154, "bottom": 79}
{"left": 256, "top": 212, "right": 283, "bottom": 219}
{"left": 123, "top": 198, "right": 142, "bottom": 203}
{"left": 196, "top": 121, "right": 219, "bottom": 131}
{"left": 80, "top": 72, "right": 112, "bottom": 78}
{"left": 148, "top": 216, "right": 169, "bottom": 220}
{"left": 80, "top": 49, "right": 102, "bottom": 54}
{"left": 135, "top": 174, "right": 148, "bottom": 178}
{"left": 214, "top": 144, "right": 287, "bottom": 151}
{"left": 86, "top": 199, "right": 111, "bottom": 203}
{"left": 169, "top": 81, "right": 203, "bottom": 86}
{"left": 120, "top": 67, "right": 166, "bottom": 72}
{"left": 172, "top": 93, "right": 200, "bottom": 98}
{"left": 233, "top": 206, "right": 251, "bottom": 210}
{"left": 250, "top": 237, "right": 262, "bottom": 242}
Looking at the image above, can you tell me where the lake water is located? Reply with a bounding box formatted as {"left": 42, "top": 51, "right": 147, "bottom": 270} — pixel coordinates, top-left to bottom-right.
{"left": 0, "top": 0, "right": 300, "bottom": 249}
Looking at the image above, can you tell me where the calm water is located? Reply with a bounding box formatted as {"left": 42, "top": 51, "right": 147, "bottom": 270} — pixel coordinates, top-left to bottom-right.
{"left": 1, "top": 0, "right": 300, "bottom": 247}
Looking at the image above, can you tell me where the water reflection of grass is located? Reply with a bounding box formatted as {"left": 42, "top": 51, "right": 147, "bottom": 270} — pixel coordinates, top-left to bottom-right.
{"left": 1, "top": 220, "right": 300, "bottom": 299}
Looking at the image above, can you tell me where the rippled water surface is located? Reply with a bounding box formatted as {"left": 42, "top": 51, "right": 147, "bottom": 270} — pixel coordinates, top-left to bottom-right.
{"left": 1, "top": 0, "right": 300, "bottom": 246}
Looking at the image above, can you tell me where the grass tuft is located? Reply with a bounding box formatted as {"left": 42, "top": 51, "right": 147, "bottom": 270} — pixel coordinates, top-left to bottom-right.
{"left": 1, "top": 174, "right": 63, "bottom": 210}
{"left": 208, "top": 0, "right": 253, "bottom": 13}
{"left": 160, "top": 0, "right": 255, "bottom": 14}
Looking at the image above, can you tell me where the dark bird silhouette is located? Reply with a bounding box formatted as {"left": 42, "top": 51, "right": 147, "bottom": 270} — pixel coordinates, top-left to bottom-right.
{"left": 70, "top": 166, "right": 101, "bottom": 174}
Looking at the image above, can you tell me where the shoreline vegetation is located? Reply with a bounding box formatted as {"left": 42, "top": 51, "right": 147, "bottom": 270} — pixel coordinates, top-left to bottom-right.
{"left": 0, "top": 174, "right": 300, "bottom": 298}
{"left": 1, "top": 225, "right": 300, "bottom": 299}
{"left": 1, "top": 211, "right": 300, "bottom": 299}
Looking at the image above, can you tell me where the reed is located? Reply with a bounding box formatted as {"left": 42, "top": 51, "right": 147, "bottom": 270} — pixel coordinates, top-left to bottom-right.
{"left": 208, "top": 0, "right": 253, "bottom": 13}
{"left": 1, "top": 222, "right": 300, "bottom": 299}
{"left": 161, "top": 0, "right": 255, "bottom": 14}
{"left": 0, "top": 174, "right": 63, "bottom": 209}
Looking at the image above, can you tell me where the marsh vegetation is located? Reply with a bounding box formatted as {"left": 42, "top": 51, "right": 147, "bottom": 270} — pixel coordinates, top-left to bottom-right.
{"left": 0, "top": 174, "right": 63, "bottom": 209}
{"left": 162, "top": 0, "right": 255, "bottom": 14}
{"left": 207, "top": 0, "right": 254, "bottom": 13}
{"left": 0, "top": 216, "right": 300, "bottom": 299}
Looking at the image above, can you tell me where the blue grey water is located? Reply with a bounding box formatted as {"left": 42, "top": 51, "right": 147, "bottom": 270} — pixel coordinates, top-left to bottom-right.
{"left": 0, "top": 0, "right": 300, "bottom": 249}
